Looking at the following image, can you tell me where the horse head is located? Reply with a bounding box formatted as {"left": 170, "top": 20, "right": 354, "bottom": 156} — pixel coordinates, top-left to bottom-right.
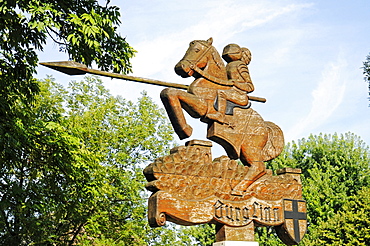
{"left": 175, "top": 38, "right": 226, "bottom": 80}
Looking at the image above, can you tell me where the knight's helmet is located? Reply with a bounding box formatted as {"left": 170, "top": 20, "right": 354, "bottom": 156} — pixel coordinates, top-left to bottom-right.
{"left": 222, "top": 44, "right": 252, "bottom": 65}
{"left": 222, "top": 44, "right": 242, "bottom": 63}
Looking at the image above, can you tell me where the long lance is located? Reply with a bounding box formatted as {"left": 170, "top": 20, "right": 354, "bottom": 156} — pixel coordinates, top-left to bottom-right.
{"left": 39, "top": 61, "right": 266, "bottom": 103}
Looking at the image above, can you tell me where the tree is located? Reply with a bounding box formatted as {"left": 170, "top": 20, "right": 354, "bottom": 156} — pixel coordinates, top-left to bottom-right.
{"left": 0, "top": 76, "right": 92, "bottom": 245}
{"left": 363, "top": 53, "right": 370, "bottom": 104}
{"left": 0, "top": 75, "right": 183, "bottom": 245}
{"left": 307, "top": 186, "right": 370, "bottom": 245}
{"left": 257, "top": 133, "right": 370, "bottom": 245}
{"left": 0, "top": 2, "right": 137, "bottom": 244}
{"left": 0, "top": 0, "right": 136, "bottom": 121}
{"left": 0, "top": 1, "right": 136, "bottom": 206}
{"left": 182, "top": 224, "right": 215, "bottom": 246}
{"left": 63, "top": 76, "right": 175, "bottom": 245}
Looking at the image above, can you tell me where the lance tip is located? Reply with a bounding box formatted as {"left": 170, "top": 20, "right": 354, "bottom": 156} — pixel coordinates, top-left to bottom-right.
{"left": 39, "top": 61, "right": 87, "bottom": 75}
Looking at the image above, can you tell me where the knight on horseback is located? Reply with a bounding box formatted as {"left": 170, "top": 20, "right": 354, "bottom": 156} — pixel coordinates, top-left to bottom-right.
{"left": 160, "top": 38, "right": 284, "bottom": 195}
{"left": 207, "top": 44, "right": 254, "bottom": 124}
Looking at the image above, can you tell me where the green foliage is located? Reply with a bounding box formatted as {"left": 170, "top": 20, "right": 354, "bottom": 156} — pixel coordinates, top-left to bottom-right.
{"left": 0, "top": 0, "right": 136, "bottom": 158}
{"left": 255, "top": 227, "right": 285, "bottom": 246}
{"left": 270, "top": 133, "right": 370, "bottom": 223}
{"left": 1, "top": 0, "right": 135, "bottom": 74}
{"left": 0, "top": 77, "right": 91, "bottom": 245}
{"left": 306, "top": 186, "right": 370, "bottom": 246}
{"left": 258, "top": 132, "right": 370, "bottom": 245}
{"left": 0, "top": 76, "right": 179, "bottom": 245}
{"left": 182, "top": 224, "right": 216, "bottom": 246}
{"left": 63, "top": 76, "right": 175, "bottom": 245}
{"left": 0, "top": 2, "right": 138, "bottom": 244}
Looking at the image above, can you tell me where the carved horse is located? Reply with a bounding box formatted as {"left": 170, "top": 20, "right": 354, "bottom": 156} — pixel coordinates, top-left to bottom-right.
{"left": 160, "top": 38, "right": 283, "bottom": 194}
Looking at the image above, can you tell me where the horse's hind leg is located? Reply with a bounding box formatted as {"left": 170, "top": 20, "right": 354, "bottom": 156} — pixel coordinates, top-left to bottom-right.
{"left": 231, "top": 159, "right": 266, "bottom": 196}
{"left": 161, "top": 88, "right": 207, "bottom": 140}
{"left": 231, "top": 133, "right": 268, "bottom": 196}
{"left": 231, "top": 162, "right": 266, "bottom": 196}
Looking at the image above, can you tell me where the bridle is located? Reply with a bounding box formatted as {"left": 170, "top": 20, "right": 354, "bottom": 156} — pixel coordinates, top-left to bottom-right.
{"left": 185, "top": 41, "right": 233, "bottom": 86}
{"left": 185, "top": 41, "right": 212, "bottom": 69}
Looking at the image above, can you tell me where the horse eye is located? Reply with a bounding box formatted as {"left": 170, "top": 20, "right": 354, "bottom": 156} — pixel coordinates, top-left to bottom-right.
{"left": 195, "top": 48, "right": 200, "bottom": 53}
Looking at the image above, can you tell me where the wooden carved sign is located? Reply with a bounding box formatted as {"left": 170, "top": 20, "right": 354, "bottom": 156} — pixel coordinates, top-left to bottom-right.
{"left": 144, "top": 38, "right": 307, "bottom": 245}
{"left": 39, "top": 38, "right": 307, "bottom": 245}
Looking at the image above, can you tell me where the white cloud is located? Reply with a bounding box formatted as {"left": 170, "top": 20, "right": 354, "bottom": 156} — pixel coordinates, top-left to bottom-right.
{"left": 105, "top": 0, "right": 315, "bottom": 117}
{"left": 129, "top": 0, "right": 313, "bottom": 78}
{"left": 240, "top": 3, "right": 313, "bottom": 29}
{"left": 286, "top": 57, "right": 347, "bottom": 140}
{"left": 35, "top": 0, "right": 370, "bottom": 147}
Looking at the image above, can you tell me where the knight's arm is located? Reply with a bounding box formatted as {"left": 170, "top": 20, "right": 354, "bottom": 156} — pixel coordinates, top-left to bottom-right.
{"left": 234, "top": 64, "right": 254, "bottom": 92}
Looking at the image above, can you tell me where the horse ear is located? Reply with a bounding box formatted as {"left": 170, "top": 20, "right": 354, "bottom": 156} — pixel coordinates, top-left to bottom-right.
{"left": 207, "top": 37, "right": 213, "bottom": 45}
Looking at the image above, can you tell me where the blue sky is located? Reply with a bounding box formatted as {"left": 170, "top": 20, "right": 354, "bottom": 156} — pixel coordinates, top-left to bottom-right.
{"left": 37, "top": 0, "right": 370, "bottom": 155}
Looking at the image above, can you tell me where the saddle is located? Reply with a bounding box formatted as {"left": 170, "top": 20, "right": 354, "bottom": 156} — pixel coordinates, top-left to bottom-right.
{"left": 213, "top": 95, "right": 251, "bottom": 115}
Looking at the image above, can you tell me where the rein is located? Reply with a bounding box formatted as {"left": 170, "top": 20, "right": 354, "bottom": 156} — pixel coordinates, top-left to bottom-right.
{"left": 185, "top": 42, "right": 233, "bottom": 86}
{"left": 191, "top": 42, "right": 213, "bottom": 66}
{"left": 190, "top": 65, "right": 233, "bottom": 86}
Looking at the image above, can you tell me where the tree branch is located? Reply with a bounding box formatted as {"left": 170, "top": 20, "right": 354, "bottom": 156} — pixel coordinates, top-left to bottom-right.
{"left": 46, "top": 27, "right": 66, "bottom": 46}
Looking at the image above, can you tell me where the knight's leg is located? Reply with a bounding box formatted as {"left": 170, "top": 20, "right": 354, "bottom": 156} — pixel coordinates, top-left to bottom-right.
{"left": 206, "top": 90, "right": 227, "bottom": 123}
{"left": 221, "top": 87, "right": 249, "bottom": 107}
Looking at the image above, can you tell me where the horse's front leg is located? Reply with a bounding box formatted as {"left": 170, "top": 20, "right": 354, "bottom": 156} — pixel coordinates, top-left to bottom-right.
{"left": 161, "top": 88, "right": 208, "bottom": 140}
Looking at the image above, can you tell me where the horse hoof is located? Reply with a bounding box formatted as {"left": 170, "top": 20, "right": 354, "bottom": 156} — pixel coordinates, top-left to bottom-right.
{"left": 178, "top": 124, "right": 193, "bottom": 140}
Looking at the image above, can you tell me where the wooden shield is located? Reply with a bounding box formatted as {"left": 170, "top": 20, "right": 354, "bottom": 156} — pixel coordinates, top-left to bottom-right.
{"left": 275, "top": 199, "right": 307, "bottom": 245}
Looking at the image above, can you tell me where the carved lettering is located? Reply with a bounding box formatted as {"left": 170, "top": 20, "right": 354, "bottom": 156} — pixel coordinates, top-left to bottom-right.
{"left": 264, "top": 207, "right": 271, "bottom": 222}
{"left": 214, "top": 200, "right": 224, "bottom": 219}
{"left": 260, "top": 204, "right": 263, "bottom": 220}
{"left": 235, "top": 207, "right": 241, "bottom": 221}
{"left": 243, "top": 207, "right": 249, "bottom": 220}
{"left": 274, "top": 208, "right": 280, "bottom": 222}
{"left": 226, "top": 205, "right": 234, "bottom": 221}
{"left": 252, "top": 202, "right": 259, "bottom": 218}
{"left": 213, "top": 200, "right": 281, "bottom": 226}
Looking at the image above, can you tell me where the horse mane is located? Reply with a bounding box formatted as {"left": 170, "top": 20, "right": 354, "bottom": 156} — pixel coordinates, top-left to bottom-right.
{"left": 210, "top": 46, "right": 225, "bottom": 70}
{"left": 203, "top": 42, "right": 227, "bottom": 79}
{"left": 193, "top": 40, "right": 226, "bottom": 71}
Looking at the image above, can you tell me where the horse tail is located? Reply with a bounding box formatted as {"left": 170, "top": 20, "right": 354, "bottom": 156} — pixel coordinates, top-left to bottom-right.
{"left": 261, "top": 121, "right": 284, "bottom": 161}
